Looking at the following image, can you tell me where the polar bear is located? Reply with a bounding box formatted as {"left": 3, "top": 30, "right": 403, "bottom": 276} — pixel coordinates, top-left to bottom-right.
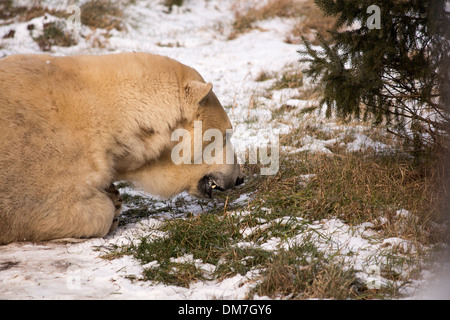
{"left": 0, "top": 52, "right": 243, "bottom": 244}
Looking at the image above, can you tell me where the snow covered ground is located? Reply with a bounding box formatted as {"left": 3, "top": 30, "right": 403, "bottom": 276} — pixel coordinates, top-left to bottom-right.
{"left": 0, "top": 0, "right": 448, "bottom": 299}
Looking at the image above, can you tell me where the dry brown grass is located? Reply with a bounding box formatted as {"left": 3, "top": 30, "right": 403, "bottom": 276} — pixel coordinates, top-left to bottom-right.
{"left": 80, "top": 0, "right": 124, "bottom": 31}
{"left": 229, "top": 0, "right": 304, "bottom": 39}
{"left": 249, "top": 145, "right": 447, "bottom": 298}
{"left": 286, "top": 0, "right": 337, "bottom": 45}
{"left": 0, "top": 0, "right": 66, "bottom": 23}
{"left": 252, "top": 247, "right": 362, "bottom": 299}
{"left": 34, "top": 21, "right": 77, "bottom": 51}
{"left": 270, "top": 67, "right": 303, "bottom": 90}
{"left": 229, "top": 0, "right": 337, "bottom": 45}
{"left": 253, "top": 145, "right": 446, "bottom": 246}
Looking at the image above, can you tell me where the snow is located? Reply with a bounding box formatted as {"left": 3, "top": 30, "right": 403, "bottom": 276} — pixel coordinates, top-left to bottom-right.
{"left": 0, "top": 0, "right": 443, "bottom": 299}
{"left": 295, "top": 134, "right": 336, "bottom": 154}
{"left": 346, "top": 133, "right": 390, "bottom": 153}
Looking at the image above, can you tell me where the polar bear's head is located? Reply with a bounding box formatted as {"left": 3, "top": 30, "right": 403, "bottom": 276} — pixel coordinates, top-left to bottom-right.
{"left": 119, "top": 60, "right": 244, "bottom": 199}
{"left": 175, "top": 79, "right": 244, "bottom": 198}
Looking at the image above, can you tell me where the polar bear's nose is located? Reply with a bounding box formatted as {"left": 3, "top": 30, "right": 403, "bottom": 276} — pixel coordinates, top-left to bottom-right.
{"left": 235, "top": 177, "right": 244, "bottom": 186}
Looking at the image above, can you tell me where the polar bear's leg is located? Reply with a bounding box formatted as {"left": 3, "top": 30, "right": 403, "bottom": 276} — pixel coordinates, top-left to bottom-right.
{"left": 32, "top": 190, "right": 117, "bottom": 242}
{"left": 71, "top": 191, "right": 117, "bottom": 239}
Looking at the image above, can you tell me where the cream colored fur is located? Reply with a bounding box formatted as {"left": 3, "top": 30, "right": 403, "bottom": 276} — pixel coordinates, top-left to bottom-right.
{"left": 0, "top": 52, "right": 241, "bottom": 244}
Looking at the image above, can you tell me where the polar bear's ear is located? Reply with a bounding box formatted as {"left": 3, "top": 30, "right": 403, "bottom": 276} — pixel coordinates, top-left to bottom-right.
{"left": 185, "top": 81, "right": 213, "bottom": 105}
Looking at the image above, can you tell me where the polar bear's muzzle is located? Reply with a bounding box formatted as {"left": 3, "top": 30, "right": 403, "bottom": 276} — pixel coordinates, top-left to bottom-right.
{"left": 197, "top": 172, "right": 244, "bottom": 199}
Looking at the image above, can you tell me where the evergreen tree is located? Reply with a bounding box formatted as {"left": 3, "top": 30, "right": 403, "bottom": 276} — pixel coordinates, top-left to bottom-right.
{"left": 299, "top": 0, "right": 450, "bottom": 152}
